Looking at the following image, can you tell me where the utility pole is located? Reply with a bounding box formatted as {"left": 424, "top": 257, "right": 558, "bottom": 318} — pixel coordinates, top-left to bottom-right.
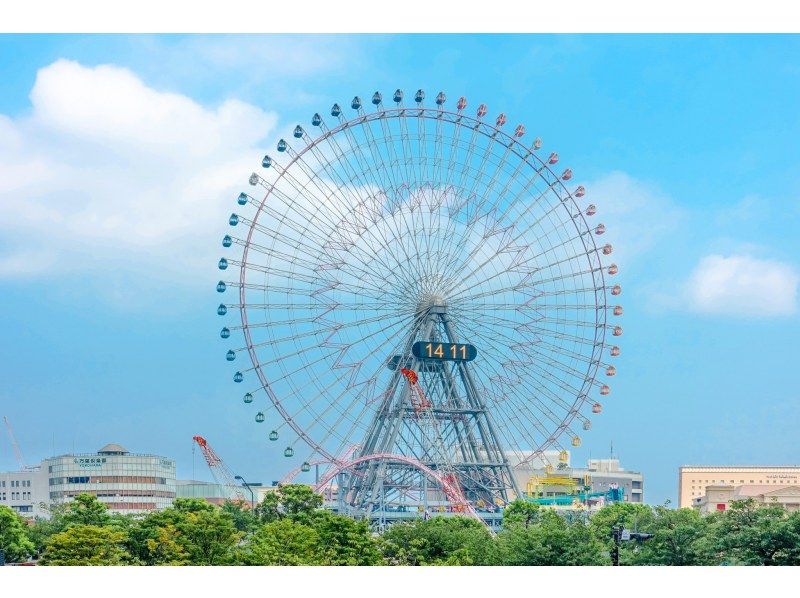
{"left": 611, "top": 524, "right": 653, "bottom": 565}
{"left": 611, "top": 525, "right": 622, "bottom": 566}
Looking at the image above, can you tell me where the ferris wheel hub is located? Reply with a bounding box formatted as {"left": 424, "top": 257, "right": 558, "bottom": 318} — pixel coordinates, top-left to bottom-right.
{"left": 416, "top": 293, "right": 448, "bottom": 314}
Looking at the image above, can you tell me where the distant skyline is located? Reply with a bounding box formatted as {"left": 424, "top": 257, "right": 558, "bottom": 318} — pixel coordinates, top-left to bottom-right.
{"left": 1, "top": 34, "right": 798, "bottom": 504}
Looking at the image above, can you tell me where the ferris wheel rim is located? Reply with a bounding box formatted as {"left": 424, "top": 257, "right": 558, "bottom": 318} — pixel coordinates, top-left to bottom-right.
{"left": 225, "top": 91, "right": 619, "bottom": 466}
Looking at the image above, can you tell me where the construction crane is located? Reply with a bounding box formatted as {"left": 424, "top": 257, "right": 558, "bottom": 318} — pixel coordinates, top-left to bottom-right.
{"left": 192, "top": 435, "right": 246, "bottom": 503}
{"left": 3, "top": 416, "right": 28, "bottom": 471}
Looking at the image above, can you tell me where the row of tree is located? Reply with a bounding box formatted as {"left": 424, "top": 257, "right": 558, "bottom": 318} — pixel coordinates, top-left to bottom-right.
{"left": 2, "top": 485, "right": 800, "bottom": 565}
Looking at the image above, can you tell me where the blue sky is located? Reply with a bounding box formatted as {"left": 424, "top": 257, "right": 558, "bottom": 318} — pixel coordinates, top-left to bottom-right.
{"left": 0, "top": 34, "right": 798, "bottom": 504}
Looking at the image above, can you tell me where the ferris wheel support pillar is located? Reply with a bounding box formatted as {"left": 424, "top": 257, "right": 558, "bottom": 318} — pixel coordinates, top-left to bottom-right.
{"left": 341, "top": 305, "right": 518, "bottom": 517}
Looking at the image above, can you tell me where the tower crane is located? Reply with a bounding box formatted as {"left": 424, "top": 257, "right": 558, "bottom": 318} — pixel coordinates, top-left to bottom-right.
{"left": 3, "top": 416, "right": 28, "bottom": 471}
{"left": 192, "top": 435, "right": 247, "bottom": 503}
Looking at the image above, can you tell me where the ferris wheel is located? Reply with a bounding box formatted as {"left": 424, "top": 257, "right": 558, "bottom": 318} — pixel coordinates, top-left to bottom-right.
{"left": 216, "top": 89, "right": 622, "bottom": 516}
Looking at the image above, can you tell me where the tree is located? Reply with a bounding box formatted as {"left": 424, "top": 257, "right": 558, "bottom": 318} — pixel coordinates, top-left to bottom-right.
{"left": 589, "top": 502, "right": 655, "bottom": 565}
{"left": 0, "top": 505, "right": 36, "bottom": 563}
{"left": 60, "top": 493, "right": 112, "bottom": 528}
{"left": 256, "top": 484, "right": 322, "bottom": 524}
{"left": 125, "top": 499, "right": 240, "bottom": 565}
{"left": 502, "top": 500, "right": 541, "bottom": 528}
{"left": 379, "top": 516, "right": 494, "bottom": 565}
{"left": 40, "top": 525, "right": 131, "bottom": 566}
{"left": 143, "top": 524, "right": 190, "bottom": 566}
{"left": 710, "top": 499, "right": 797, "bottom": 565}
{"left": 492, "top": 509, "right": 607, "bottom": 565}
{"left": 174, "top": 506, "right": 241, "bottom": 565}
{"left": 222, "top": 500, "right": 258, "bottom": 533}
{"left": 630, "top": 507, "right": 715, "bottom": 566}
{"left": 238, "top": 519, "right": 321, "bottom": 565}
{"left": 310, "top": 510, "right": 382, "bottom": 565}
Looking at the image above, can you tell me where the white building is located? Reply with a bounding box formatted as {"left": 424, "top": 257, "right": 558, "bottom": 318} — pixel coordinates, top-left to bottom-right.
{"left": 0, "top": 467, "right": 49, "bottom": 519}
{"left": 44, "top": 443, "right": 176, "bottom": 514}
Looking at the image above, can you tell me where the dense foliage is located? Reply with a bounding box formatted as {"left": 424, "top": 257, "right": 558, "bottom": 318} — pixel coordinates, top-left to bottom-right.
{"left": 4, "top": 488, "right": 800, "bottom": 566}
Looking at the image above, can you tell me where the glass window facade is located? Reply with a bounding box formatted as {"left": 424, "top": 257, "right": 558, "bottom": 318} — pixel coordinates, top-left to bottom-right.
{"left": 44, "top": 449, "right": 176, "bottom": 514}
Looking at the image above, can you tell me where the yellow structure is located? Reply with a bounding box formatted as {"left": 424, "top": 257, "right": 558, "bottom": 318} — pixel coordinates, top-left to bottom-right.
{"left": 678, "top": 466, "right": 800, "bottom": 508}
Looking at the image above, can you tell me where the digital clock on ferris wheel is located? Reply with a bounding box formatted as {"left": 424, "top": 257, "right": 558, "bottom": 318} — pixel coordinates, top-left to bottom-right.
{"left": 412, "top": 341, "right": 477, "bottom": 362}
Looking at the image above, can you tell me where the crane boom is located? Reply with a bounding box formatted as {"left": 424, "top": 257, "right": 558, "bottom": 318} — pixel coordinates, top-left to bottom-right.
{"left": 3, "top": 416, "right": 26, "bottom": 471}
{"left": 192, "top": 435, "right": 246, "bottom": 503}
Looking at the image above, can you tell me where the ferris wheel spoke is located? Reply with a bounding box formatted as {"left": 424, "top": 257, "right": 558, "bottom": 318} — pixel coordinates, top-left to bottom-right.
{"left": 452, "top": 261, "right": 609, "bottom": 305}
{"left": 234, "top": 309, "right": 415, "bottom": 354}
{"left": 452, "top": 307, "right": 604, "bottom": 352}
{"left": 248, "top": 310, "right": 412, "bottom": 379}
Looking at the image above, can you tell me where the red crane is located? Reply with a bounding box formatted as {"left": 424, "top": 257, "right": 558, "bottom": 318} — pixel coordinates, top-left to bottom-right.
{"left": 192, "top": 435, "right": 246, "bottom": 503}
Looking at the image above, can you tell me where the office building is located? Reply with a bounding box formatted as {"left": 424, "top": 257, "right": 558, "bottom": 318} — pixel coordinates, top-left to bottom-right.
{"left": 678, "top": 465, "right": 800, "bottom": 508}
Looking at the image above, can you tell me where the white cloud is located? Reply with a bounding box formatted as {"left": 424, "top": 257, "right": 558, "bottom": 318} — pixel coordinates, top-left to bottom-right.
{"left": 686, "top": 254, "right": 799, "bottom": 317}
{"left": 0, "top": 59, "right": 278, "bottom": 283}
{"left": 584, "top": 171, "right": 684, "bottom": 266}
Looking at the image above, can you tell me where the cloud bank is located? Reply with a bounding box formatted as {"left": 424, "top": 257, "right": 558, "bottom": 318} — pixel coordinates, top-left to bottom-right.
{"left": 0, "top": 59, "right": 277, "bottom": 281}
{"left": 686, "top": 254, "right": 799, "bottom": 317}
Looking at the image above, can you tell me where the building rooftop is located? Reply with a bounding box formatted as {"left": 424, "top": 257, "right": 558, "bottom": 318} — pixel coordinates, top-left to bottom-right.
{"left": 97, "top": 443, "right": 129, "bottom": 455}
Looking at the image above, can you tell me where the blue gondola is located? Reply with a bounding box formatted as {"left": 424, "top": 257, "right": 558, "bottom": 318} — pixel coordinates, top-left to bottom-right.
{"left": 220, "top": 327, "right": 230, "bottom": 339}
{"left": 311, "top": 113, "right": 322, "bottom": 126}
{"left": 393, "top": 89, "right": 403, "bottom": 103}
{"left": 262, "top": 155, "right": 272, "bottom": 168}
{"left": 284, "top": 447, "right": 294, "bottom": 458}
{"left": 233, "top": 371, "right": 243, "bottom": 383}
{"left": 237, "top": 192, "right": 248, "bottom": 205}
{"left": 216, "top": 281, "right": 226, "bottom": 293}
{"left": 255, "top": 412, "right": 265, "bottom": 423}
{"left": 372, "top": 91, "right": 382, "bottom": 105}
{"left": 269, "top": 430, "right": 278, "bottom": 441}
{"left": 217, "top": 304, "right": 227, "bottom": 316}
{"left": 243, "top": 393, "right": 253, "bottom": 404}
{"left": 218, "top": 258, "right": 228, "bottom": 270}
{"left": 436, "top": 91, "right": 446, "bottom": 105}
{"left": 293, "top": 125, "right": 303, "bottom": 138}
{"left": 277, "top": 139, "right": 287, "bottom": 152}
{"left": 229, "top": 214, "right": 239, "bottom": 226}
{"left": 351, "top": 96, "right": 361, "bottom": 110}
{"left": 222, "top": 235, "right": 232, "bottom": 248}
{"left": 226, "top": 350, "right": 236, "bottom": 362}
{"left": 415, "top": 89, "right": 425, "bottom": 103}
{"left": 331, "top": 103, "right": 341, "bottom": 117}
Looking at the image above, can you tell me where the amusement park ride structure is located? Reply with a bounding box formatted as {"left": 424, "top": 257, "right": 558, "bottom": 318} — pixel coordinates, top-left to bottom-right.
{"left": 216, "top": 89, "right": 623, "bottom": 527}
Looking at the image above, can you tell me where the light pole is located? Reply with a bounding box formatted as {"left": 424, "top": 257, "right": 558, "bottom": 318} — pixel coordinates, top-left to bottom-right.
{"left": 234, "top": 475, "right": 255, "bottom": 510}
